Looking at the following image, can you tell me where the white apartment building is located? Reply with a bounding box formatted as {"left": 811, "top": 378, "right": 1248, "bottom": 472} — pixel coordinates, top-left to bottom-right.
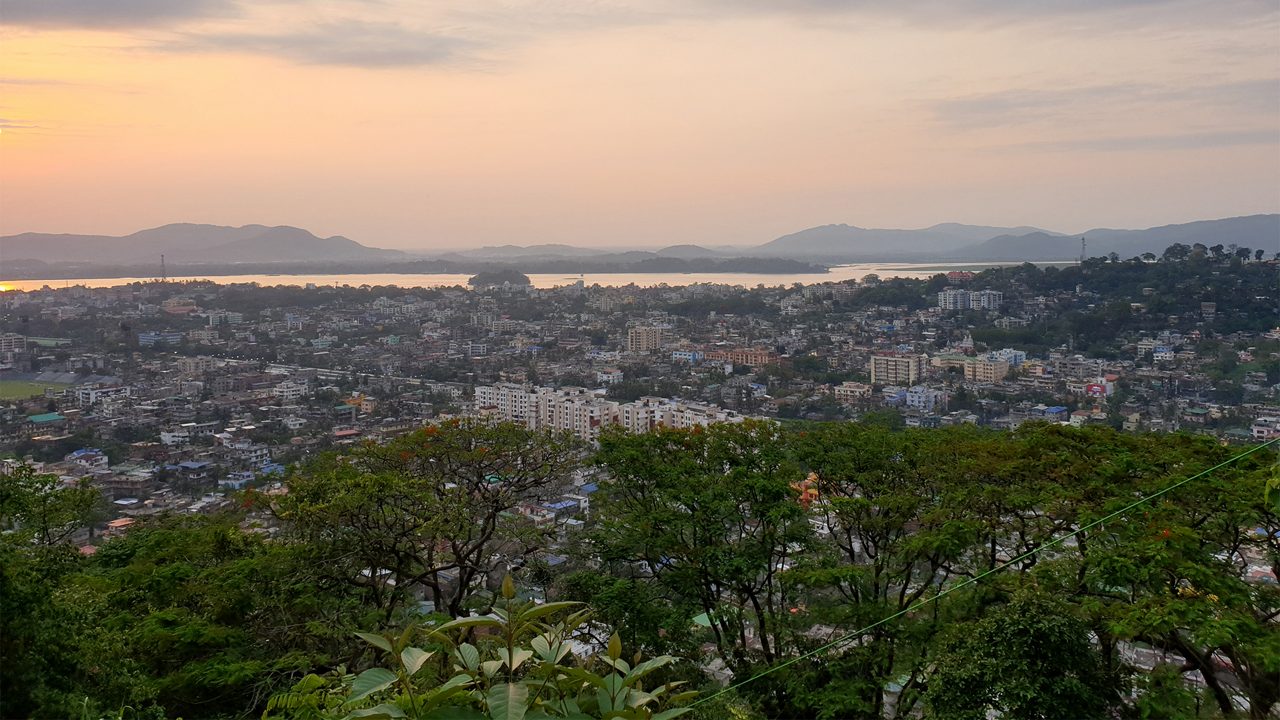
{"left": 475, "top": 385, "right": 742, "bottom": 442}
{"left": 937, "top": 289, "right": 1003, "bottom": 311}
{"left": 75, "top": 384, "right": 131, "bottom": 408}
{"left": 937, "top": 289, "right": 970, "bottom": 310}
{"left": 0, "top": 333, "right": 27, "bottom": 353}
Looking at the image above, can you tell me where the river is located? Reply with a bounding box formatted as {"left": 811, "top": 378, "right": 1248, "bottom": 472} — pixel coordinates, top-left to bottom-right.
{"left": 0, "top": 261, "right": 1071, "bottom": 292}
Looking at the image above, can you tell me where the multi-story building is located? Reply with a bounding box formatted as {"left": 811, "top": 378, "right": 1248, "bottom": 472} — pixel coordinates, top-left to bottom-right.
{"left": 176, "top": 356, "right": 215, "bottom": 374}
{"left": 475, "top": 385, "right": 742, "bottom": 442}
{"left": 0, "top": 333, "right": 27, "bottom": 353}
{"left": 870, "top": 353, "right": 922, "bottom": 385}
{"left": 833, "top": 381, "right": 873, "bottom": 404}
{"left": 970, "top": 290, "right": 1004, "bottom": 310}
{"left": 627, "top": 326, "right": 666, "bottom": 353}
{"left": 938, "top": 289, "right": 1003, "bottom": 311}
{"left": 75, "top": 385, "right": 131, "bottom": 408}
{"left": 475, "top": 383, "right": 539, "bottom": 427}
{"left": 704, "top": 347, "right": 779, "bottom": 368}
{"left": 905, "top": 386, "right": 947, "bottom": 413}
{"left": 937, "top": 289, "right": 971, "bottom": 311}
{"left": 964, "top": 357, "right": 1010, "bottom": 384}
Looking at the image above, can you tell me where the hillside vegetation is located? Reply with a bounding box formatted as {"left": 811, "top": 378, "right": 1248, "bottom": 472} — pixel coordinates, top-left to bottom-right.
{"left": 2, "top": 421, "right": 1277, "bottom": 719}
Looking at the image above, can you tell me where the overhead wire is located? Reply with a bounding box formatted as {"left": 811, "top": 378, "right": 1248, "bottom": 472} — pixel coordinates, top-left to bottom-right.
{"left": 690, "top": 437, "right": 1279, "bottom": 707}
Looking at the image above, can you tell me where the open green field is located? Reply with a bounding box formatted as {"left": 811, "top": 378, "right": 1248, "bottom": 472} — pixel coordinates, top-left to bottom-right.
{"left": 0, "top": 381, "right": 68, "bottom": 400}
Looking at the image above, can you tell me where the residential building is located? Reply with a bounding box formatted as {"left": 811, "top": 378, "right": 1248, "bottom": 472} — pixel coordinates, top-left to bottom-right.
{"left": 870, "top": 353, "right": 922, "bottom": 385}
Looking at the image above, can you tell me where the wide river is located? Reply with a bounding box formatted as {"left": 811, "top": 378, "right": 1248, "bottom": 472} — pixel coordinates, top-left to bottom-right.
{"left": 0, "top": 261, "right": 1069, "bottom": 292}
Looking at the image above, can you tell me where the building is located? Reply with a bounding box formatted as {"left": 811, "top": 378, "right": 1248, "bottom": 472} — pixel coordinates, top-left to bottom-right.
{"left": 905, "top": 386, "right": 947, "bottom": 413}
{"left": 475, "top": 382, "right": 539, "bottom": 427}
{"left": 870, "top": 353, "right": 922, "bottom": 385}
{"left": 937, "top": 289, "right": 1002, "bottom": 311}
{"left": 475, "top": 384, "right": 742, "bottom": 442}
{"left": 138, "top": 331, "right": 185, "bottom": 347}
{"left": 596, "top": 369, "right": 624, "bottom": 385}
{"left": 970, "top": 290, "right": 1003, "bottom": 310}
{"left": 0, "top": 333, "right": 27, "bottom": 353}
{"left": 990, "top": 348, "right": 1027, "bottom": 368}
{"left": 833, "top": 381, "right": 872, "bottom": 404}
{"left": 937, "top": 289, "right": 970, "bottom": 311}
{"left": 671, "top": 349, "right": 703, "bottom": 364}
{"left": 964, "top": 357, "right": 1010, "bottom": 384}
{"left": 704, "top": 348, "right": 779, "bottom": 368}
{"left": 176, "top": 356, "right": 216, "bottom": 374}
{"left": 75, "top": 385, "right": 130, "bottom": 408}
{"left": 627, "top": 326, "right": 666, "bottom": 353}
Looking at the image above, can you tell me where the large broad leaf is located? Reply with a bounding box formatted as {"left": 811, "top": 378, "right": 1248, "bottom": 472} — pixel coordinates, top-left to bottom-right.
{"left": 425, "top": 673, "right": 473, "bottom": 705}
{"left": 434, "top": 615, "right": 504, "bottom": 634}
{"left": 498, "top": 647, "right": 533, "bottom": 672}
{"left": 349, "top": 668, "right": 399, "bottom": 702}
{"left": 626, "top": 656, "right": 675, "bottom": 683}
{"left": 652, "top": 709, "right": 692, "bottom": 720}
{"left": 518, "top": 601, "right": 582, "bottom": 622}
{"left": 401, "top": 646, "right": 433, "bottom": 676}
{"left": 344, "top": 703, "right": 407, "bottom": 719}
{"left": 486, "top": 682, "right": 530, "bottom": 720}
{"left": 531, "top": 634, "right": 570, "bottom": 664}
{"left": 530, "top": 634, "right": 554, "bottom": 663}
{"left": 355, "top": 632, "right": 394, "bottom": 653}
{"left": 455, "top": 643, "right": 481, "bottom": 672}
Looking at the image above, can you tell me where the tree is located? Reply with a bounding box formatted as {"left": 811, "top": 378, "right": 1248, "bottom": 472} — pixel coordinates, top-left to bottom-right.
{"left": 0, "top": 463, "right": 101, "bottom": 547}
{"left": 277, "top": 420, "right": 583, "bottom": 619}
{"left": 591, "top": 421, "right": 813, "bottom": 671}
{"left": 1162, "top": 244, "right": 1191, "bottom": 262}
{"left": 925, "top": 591, "right": 1117, "bottom": 720}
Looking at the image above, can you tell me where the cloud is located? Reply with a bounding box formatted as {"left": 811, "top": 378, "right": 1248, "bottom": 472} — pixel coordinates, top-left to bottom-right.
{"left": 701, "top": 0, "right": 1275, "bottom": 24}
{"left": 932, "top": 79, "right": 1280, "bottom": 128}
{"left": 0, "top": 0, "right": 239, "bottom": 28}
{"left": 173, "top": 21, "right": 474, "bottom": 67}
{"left": 0, "top": 118, "right": 40, "bottom": 129}
{"left": 1011, "top": 128, "right": 1278, "bottom": 152}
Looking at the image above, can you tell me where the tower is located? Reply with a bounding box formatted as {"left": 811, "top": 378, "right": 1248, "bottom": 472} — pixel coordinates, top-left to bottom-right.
{"left": 1079, "top": 238, "right": 1086, "bottom": 264}
{"left": 160, "top": 254, "right": 167, "bottom": 282}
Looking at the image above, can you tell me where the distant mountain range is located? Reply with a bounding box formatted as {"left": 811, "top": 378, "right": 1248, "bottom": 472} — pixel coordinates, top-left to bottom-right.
{"left": 2, "top": 215, "right": 1275, "bottom": 275}
{"left": 0, "top": 224, "right": 405, "bottom": 265}
{"left": 949, "top": 215, "right": 1280, "bottom": 261}
{"left": 751, "top": 223, "right": 1059, "bottom": 260}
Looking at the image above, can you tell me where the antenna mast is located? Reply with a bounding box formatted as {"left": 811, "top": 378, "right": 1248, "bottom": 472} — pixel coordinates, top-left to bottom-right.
{"left": 1079, "top": 237, "right": 1086, "bottom": 264}
{"left": 160, "top": 254, "right": 167, "bottom": 282}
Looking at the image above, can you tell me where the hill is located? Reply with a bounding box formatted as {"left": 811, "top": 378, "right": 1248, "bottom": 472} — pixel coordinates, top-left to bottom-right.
{"left": 0, "top": 223, "right": 405, "bottom": 265}
{"left": 752, "top": 223, "right": 1058, "bottom": 260}
{"left": 954, "top": 214, "right": 1280, "bottom": 260}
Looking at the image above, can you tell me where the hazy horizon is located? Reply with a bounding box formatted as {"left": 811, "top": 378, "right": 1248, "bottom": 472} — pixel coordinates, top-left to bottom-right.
{"left": 2, "top": 0, "right": 1278, "bottom": 250}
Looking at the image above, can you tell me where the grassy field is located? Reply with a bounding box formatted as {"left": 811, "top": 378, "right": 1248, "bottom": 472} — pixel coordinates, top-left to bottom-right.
{"left": 0, "top": 381, "right": 68, "bottom": 400}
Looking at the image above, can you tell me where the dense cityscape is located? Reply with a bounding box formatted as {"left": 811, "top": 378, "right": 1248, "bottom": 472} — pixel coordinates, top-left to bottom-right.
{"left": 3, "top": 247, "right": 1276, "bottom": 492}
{"left": 2, "top": 245, "right": 1278, "bottom": 717}
{"left": 4, "top": 0, "right": 1279, "bottom": 715}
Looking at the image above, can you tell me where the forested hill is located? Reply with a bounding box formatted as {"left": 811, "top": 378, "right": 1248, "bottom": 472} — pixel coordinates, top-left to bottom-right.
{"left": 4, "top": 420, "right": 1277, "bottom": 719}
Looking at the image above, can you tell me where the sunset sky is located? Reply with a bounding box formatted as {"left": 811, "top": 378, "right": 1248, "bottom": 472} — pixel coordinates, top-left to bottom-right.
{"left": 1, "top": 0, "right": 1277, "bottom": 249}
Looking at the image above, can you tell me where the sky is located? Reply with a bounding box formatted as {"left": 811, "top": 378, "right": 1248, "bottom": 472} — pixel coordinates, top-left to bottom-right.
{"left": 1, "top": 0, "right": 1278, "bottom": 250}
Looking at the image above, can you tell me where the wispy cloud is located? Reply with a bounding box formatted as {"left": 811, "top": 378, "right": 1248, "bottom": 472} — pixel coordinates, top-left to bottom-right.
{"left": 932, "top": 79, "right": 1280, "bottom": 129}
{"left": 0, "top": 0, "right": 239, "bottom": 28}
{"left": 173, "top": 21, "right": 475, "bottom": 68}
{"left": 0, "top": 117, "right": 41, "bottom": 130}
{"left": 1010, "top": 128, "right": 1278, "bottom": 152}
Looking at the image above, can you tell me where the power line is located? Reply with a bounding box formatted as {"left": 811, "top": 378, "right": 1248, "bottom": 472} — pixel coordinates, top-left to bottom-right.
{"left": 690, "top": 437, "right": 1279, "bottom": 708}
